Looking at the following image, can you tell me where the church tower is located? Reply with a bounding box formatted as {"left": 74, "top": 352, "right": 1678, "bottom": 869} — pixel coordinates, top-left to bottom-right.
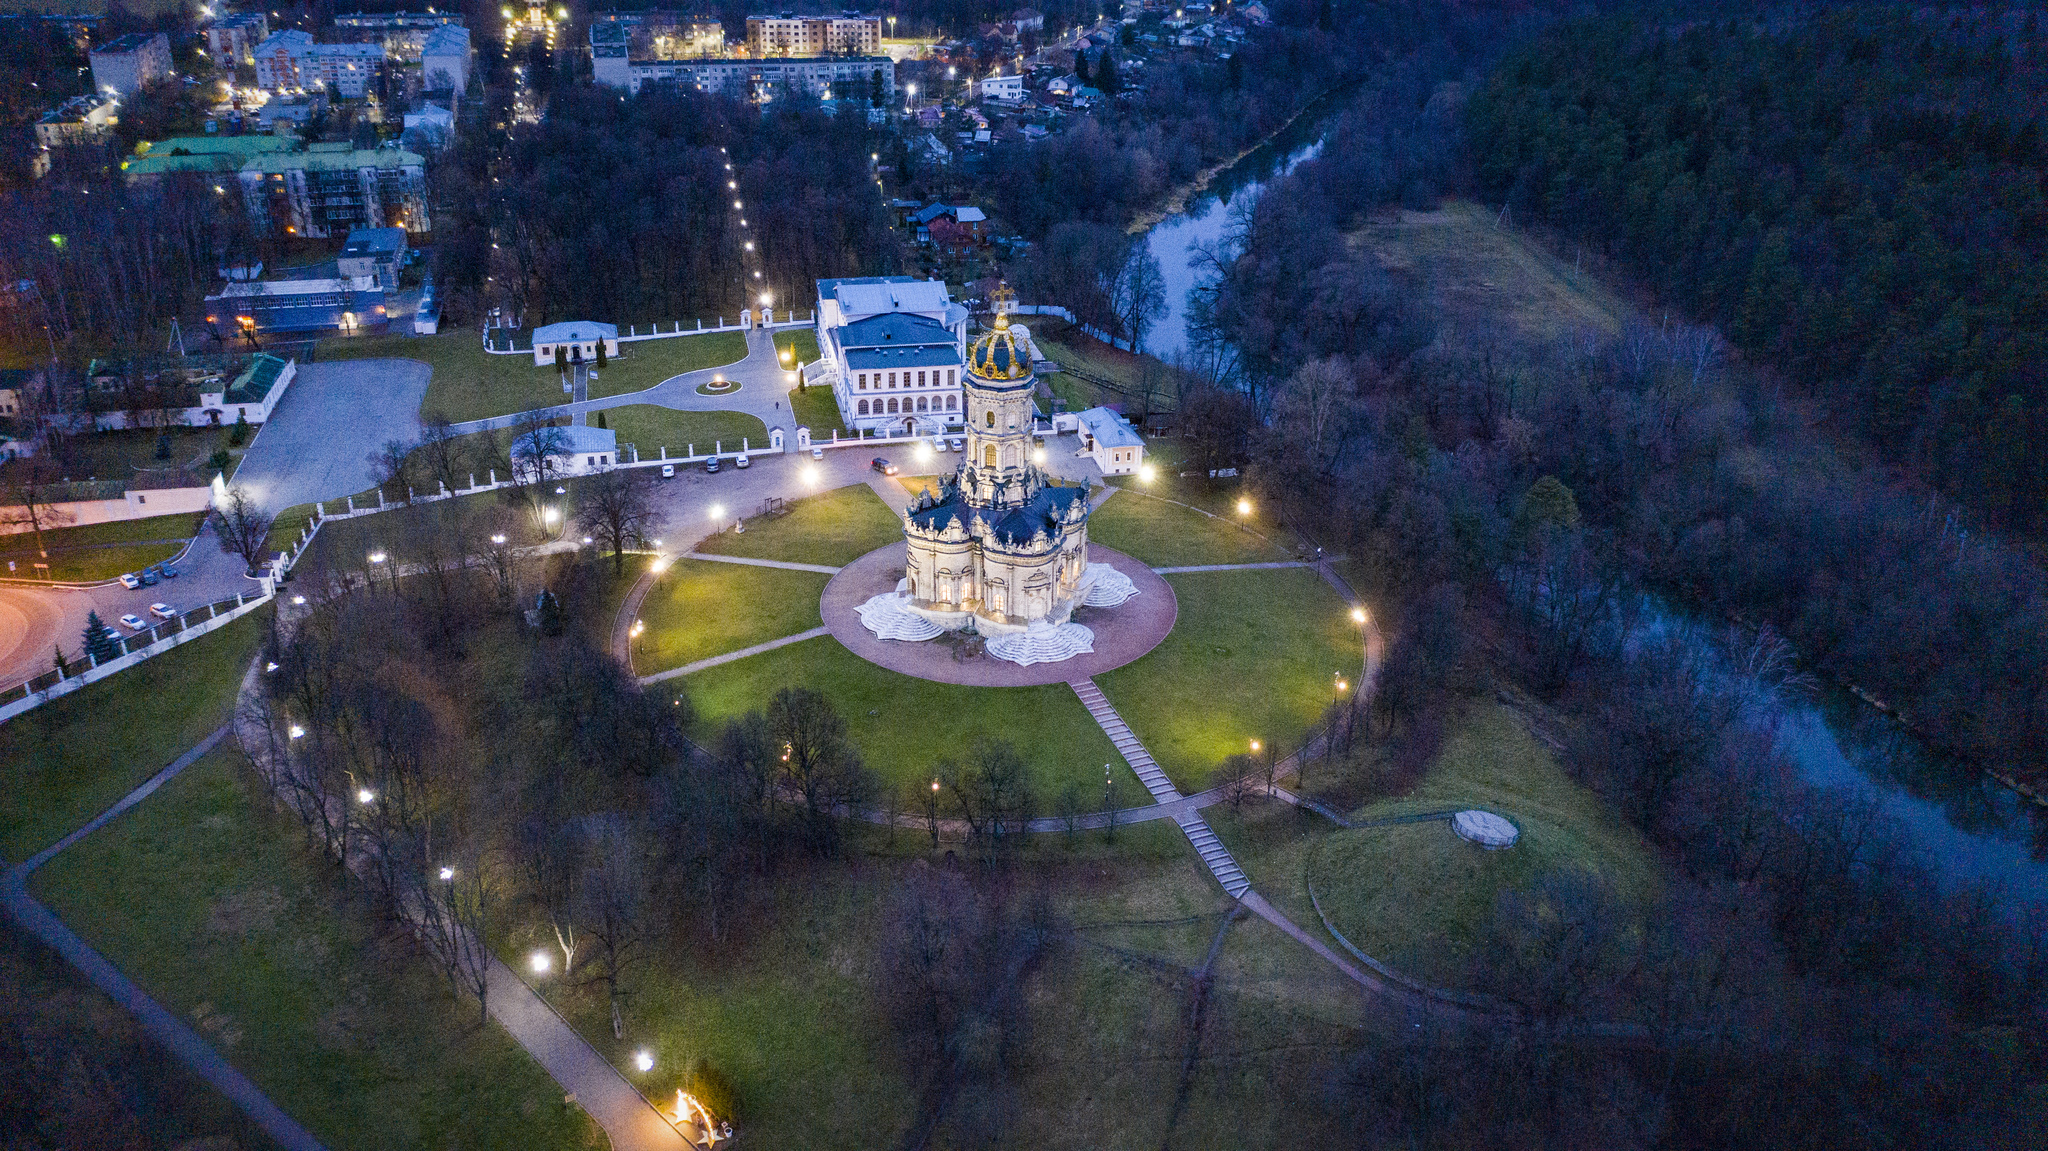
{"left": 961, "top": 315, "right": 1040, "bottom": 509}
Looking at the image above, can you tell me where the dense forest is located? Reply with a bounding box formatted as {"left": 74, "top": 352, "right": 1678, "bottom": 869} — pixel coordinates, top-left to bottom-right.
{"left": 1465, "top": 9, "right": 2048, "bottom": 529}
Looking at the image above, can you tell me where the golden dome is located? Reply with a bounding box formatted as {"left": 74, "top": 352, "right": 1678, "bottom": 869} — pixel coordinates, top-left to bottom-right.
{"left": 969, "top": 318, "right": 1030, "bottom": 380}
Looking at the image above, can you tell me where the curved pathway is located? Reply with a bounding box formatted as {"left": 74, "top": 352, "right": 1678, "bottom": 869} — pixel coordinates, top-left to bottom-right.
{"left": 0, "top": 726, "right": 329, "bottom": 1151}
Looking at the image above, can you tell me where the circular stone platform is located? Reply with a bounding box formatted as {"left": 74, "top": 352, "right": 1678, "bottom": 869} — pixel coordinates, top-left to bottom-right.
{"left": 1452, "top": 809, "right": 1520, "bottom": 850}
{"left": 821, "top": 543, "right": 1177, "bottom": 687}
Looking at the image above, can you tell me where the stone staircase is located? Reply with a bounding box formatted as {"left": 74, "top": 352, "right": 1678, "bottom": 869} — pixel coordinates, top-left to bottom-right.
{"left": 1069, "top": 678, "right": 1252, "bottom": 899}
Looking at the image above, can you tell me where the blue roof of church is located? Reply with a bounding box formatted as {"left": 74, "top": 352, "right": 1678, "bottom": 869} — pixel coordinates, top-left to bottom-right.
{"left": 908, "top": 480, "right": 1090, "bottom": 546}
{"left": 839, "top": 313, "right": 955, "bottom": 349}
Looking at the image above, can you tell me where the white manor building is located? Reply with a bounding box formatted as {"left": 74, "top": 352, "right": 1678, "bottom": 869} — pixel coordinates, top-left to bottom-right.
{"left": 531, "top": 321, "right": 620, "bottom": 367}
{"left": 813, "top": 277, "right": 970, "bottom": 435}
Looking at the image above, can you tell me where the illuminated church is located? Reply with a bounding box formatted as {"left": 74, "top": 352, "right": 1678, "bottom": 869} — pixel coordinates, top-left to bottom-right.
{"left": 898, "top": 317, "right": 1096, "bottom": 633}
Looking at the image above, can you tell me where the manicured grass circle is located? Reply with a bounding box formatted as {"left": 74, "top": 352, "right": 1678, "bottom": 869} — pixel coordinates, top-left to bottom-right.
{"left": 695, "top": 378, "right": 741, "bottom": 396}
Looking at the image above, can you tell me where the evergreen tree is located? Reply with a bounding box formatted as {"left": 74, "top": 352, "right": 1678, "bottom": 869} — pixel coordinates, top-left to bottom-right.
{"left": 82, "top": 612, "right": 118, "bottom": 663}
{"left": 52, "top": 645, "right": 66, "bottom": 678}
{"left": 595, "top": 339, "right": 608, "bottom": 369}
{"left": 1075, "top": 51, "right": 1090, "bottom": 84}
{"left": 1096, "top": 51, "right": 1119, "bottom": 93}
{"left": 536, "top": 590, "right": 564, "bottom": 637}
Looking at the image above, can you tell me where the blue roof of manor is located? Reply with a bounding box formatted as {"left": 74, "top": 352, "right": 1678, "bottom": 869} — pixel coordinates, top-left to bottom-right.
{"left": 846, "top": 346, "right": 962, "bottom": 371}
{"left": 839, "top": 313, "right": 955, "bottom": 349}
{"left": 533, "top": 320, "right": 617, "bottom": 343}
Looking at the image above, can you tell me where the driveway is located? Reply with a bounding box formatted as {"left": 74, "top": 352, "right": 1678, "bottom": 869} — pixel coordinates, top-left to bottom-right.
{"left": 233, "top": 359, "right": 430, "bottom": 514}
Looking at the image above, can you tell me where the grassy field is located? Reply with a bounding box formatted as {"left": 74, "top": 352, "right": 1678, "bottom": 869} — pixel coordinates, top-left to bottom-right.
{"left": 1096, "top": 568, "right": 1360, "bottom": 791}
{"left": 0, "top": 510, "right": 204, "bottom": 583}
{"left": 787, "top": 385, "right": 845, "bottom": 437}
{"left": 633, "top": 560, "right": 829, "bottom": 675}
{"left": 695, "top": 484, "right": 902, "bottom": 567}
{"left": 1355, "top": 199, "right": 1628, "bottom": 345}
{"left": 0, "top": 611, "right": 266, "bottom": 861}
{"left": 773, "top": 328, "right": 820, "bottom": 365}
{"left": 1308, "top": 704, "right": 1660, "bottom": 989}
{"left": 1088, "top": 487, "right": 1294, "bottom": 568}
{"left": 2, "top": 428, "right": 236, "bottom": 486}
{"left": 679, "top": 635, "right": 1122, "bottom": 804}
{"left": 32, "top": 747, "right": 605, "bottom": 1151}
{"left": 318, "top": 329, "right": 749, "bottom": 423}
{"left": 601, "top": 404, "right": 769, "bottom": 459}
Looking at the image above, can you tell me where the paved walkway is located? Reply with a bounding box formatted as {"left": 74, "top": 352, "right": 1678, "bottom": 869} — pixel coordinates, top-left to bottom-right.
{"left": 1150, "top": 561, "right": 1313, "bottom": 574}
{"left": 681, "top": 552, "right": 842, "bottom": 575}
{"left": 0, "top": 725, "right": 329, "bottom": 1151}
{"left": 1070, "top": 677, "right": 1251, "bottom": 899}
{"left": 642, "top": 626, "right": 832, "bottom": 683}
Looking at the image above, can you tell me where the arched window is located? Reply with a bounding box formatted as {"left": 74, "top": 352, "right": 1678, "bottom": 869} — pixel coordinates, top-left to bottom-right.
{"left": 984, "top": 444, "right": 998, "bottom": 469}
{"left": 888, "top": 398, "right": 899, "bottom": 413}
{"left": 946, "top": 395, "right": 957, "bottom": 410}
{"left": 916, "top": 396, "right": 928, "bottom": 411}
{"left": 857, "top": 399, "right": 869, "bottom": 415}
{"left": 986, "top": 410, "right": 995, "bottom": 428}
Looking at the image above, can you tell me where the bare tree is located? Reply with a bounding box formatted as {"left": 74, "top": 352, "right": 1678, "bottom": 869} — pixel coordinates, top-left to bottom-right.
{"left": 574, "top": 466, "right": 663, "bottom": 575}
{"left": 578, "top": 818, "right": 650, "bottom": 1038}
{"left": 209, "top": 485, "right": 276, "bottom": 576}
{"left": 1210, "top": 752, "right": 1260, "bottom": 815}
{"left": 769, "top": 687, "right": 875, "bottom": 853}
{"left": 514, "top": 786, "right": 584, "bottom": 975}
{"left": 414, "top": 413, "right": 469, "bottom": 495}
{"left": 0, "top": 458, "right": 77, "bottom": 559}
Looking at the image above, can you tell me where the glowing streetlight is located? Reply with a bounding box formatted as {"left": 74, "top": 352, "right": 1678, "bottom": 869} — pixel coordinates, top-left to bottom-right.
{"left": 289, "top": 724, "right": 306, "bottom": 739}
{"left": 634, "top": 1050, "right": 655, "bottom": 1072}
{"left": 800, "top": 464, "right": 819, "bottom": 486}
{"left": 368, "top": 550, "right": 388, "bottom": 564}
{"left": 491, "top": 533, "right": 507, "bottom": 545}
{"left": 266, "top": 662, "right": 279, "bottom": 672}
{"left": 530, "top": 951, "right": 552, "bottom": 974}
{"left": 759, "top": 292, "right": 772, "bottom": 307}
{"left": 1138, "top": 464, "right": 1156, "bottom": 483}
{"left": 1236, "top": 498, "right": 1252, "bottom": 517}
{"left": 1351, "top": 606, "right": 1368, "bottom": 625}
{"left": 291, "top": 594, "right": 306, "bottom": 605}
{"left": 1249, "top": 739, "right": 1261, "bottom": 753}
{"left": 916, "top": 439, "right": 933, "bottom": 461}
{"left": 931, "top": 778, "right": 941, "bottom": 792}
{"left": 543, "top": 507, "right": 560, "bottom": 524}
{"left": 733, "top": 199, "right": 742, "bottom": 209}
{"left": 728, "top": 180, "right": 736, "bottom": 189}
{"left": 356, "top": 787, "right": 375, "bottom": 804}
{"left": 439, "top": 866, "right": 455, "bottom": 881}
{"left": 744, "top": 241, "right": 753, "bottom": 250}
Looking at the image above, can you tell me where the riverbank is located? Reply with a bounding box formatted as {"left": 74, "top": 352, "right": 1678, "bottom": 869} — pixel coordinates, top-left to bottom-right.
{"left": 1125, "top": 80, "right": 1358, "bottom": 235}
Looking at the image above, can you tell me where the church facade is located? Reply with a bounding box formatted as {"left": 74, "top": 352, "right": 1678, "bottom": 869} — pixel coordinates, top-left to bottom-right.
{"left": 899, "top": 317, "right": 1095, "bottom": 634}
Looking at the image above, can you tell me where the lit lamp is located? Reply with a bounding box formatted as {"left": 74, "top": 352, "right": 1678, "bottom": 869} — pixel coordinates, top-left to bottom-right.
{"left": 1138, "top": 464, "right": 1156, "bottom": 483}
{"left": 1351, "top": 606, "right": 1368, "bottom": 625}
{"left": 530, "top": 951, "right": 551, "bottom": 974}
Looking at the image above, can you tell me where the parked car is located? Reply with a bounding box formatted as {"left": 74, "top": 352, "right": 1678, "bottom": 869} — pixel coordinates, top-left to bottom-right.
{"left": 704, "top": 456, "right": 722, "bottom": 474}
{"left": 158, "top": 563, "right": 178, "bottom": 579}
{"left": 871, "top": 457, "right": 898, "bottom": 476}
{"left": 118, "top": 613, "right": 147, "bottom": 631}
{"left": 148, "top": 602, "right": 175, "bottom": 620}
{"left": 949, "top": 436, "right": 965, "bottom": 452}
{"left": 138, "top": 568, "right": 159, "bottom": 587}
{"left": 660, "top": 463, "right": 676, "bottom": 478}
{"left": 735, "top": 454, "right": 750, "bottom": 469}
{"left": 117, "top": 573, "right": 141, "bottom": 590}
{"left": 810, "top": 446, "right": 824, "bottom": 460}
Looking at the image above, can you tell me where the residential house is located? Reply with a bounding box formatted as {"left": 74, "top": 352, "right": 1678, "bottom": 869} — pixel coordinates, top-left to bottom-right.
{"left": 89, "top": 32, "right": 171, "bottom": 96}
{"left": 205, "top": 274, "right": 388, "bottom": 336}
{"left": 513, "top": 424, "right": 618, "bottom": 480}
{"left": 35, "top": 92, "right": 119, "bottom": 152}
{"left": 1074, "top": 405, "right": 1144, "bottom": 475}
{"left": 531, "top": 321, "right": 619, "bottom": 367}
{"left": 337, "top": 226, "right": 407, "bottom": 290}
{"left": 977, "top": 71, "right": 1024, "bottom": 101}
{"left": 401, "top": 101, "right": 454, "bottom": 149}
{"left": 419, "top": 24, "right": 471, "bottom": 92}
{"left": 1011, "top": 8, "right": 1045, "bottom": 32}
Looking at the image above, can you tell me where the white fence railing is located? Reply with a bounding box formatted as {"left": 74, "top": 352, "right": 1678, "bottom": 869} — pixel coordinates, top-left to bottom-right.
{"left": 481, "top": 311, "right": 817, "bottom": 355}
{"left": 0, "top": 590, "right": 274, "bottom": 724}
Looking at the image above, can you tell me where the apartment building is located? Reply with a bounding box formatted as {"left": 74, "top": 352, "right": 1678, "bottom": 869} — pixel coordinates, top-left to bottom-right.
{"left": 204, "top": 12, "right": 270, "bottom": 69}
{"left": 35, "top": 92, "right": 118, "bottom": 151}
{"left": 89, "top": 32, "right": 171, "bottom": 96}
{"left": 597, "top": 50, "right": 893, "bottom": 101}
{"left": 332, "top": 9, "right": 465, "bottom": 60}
{"left": 253, "top": 29, "right": 386, "bottom": 98}
{"left": 745, "top": 12, "right": 880, "bottom": 56}
{"left": 419, "top": 24, "right": 471, "bottom": 91}
{"left": 237, "top": 143, "right": 428, "bottom": 238}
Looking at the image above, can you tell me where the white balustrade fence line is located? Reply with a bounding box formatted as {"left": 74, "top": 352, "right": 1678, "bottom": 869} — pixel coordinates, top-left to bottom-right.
{"left": 481, "top": 310, "right": 817, "bottom": 355}
{"left": 0, "top": 590, "right": 275, "bottom": 724}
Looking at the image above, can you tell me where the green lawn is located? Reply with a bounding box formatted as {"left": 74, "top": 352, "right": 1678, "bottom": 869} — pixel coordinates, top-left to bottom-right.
{"left": 679, "top": 635, "right": 1121, "bottom": 805}
{"left": 1087, "top": 488, "right": 1293, "bottom": 568}
{"left": 0, "top": 611, "right": 266, "bottom": 861}
{"left": 1309, "top": 704, "right": 1660, "bottom": 989}
{"left": 601, "top": 405, "right": 768, "bottom": 461}
{"left": 318, "top": 329, "right": 749, "bottom": 423}
{"left": 772, "top": 328, "right": 819, "bottom": 366}
{"left": 787, "top": 385, "right": 845, "bottom": 437}
{"left": 1095, "top": 568, "right": 1360, "bottom": 790}
{"left": 695, "top": 484, "right": 902, "bottom": 567}
{"left": 1, "top": 427, "right": 237, "bottom": 486}
{"left": 32, "top": 747, "right": 605, "bottom": 1151}
{"left": 0, "top": 510, "right": 204, "bottom": 553}
{"left": 633, "top": 560, "right": 829, "bottom": 675}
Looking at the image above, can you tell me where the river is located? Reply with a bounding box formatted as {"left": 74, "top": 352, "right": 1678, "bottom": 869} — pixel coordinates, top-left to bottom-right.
{"left": 1139, "top": 89, "right": 1351, "bottom": 360}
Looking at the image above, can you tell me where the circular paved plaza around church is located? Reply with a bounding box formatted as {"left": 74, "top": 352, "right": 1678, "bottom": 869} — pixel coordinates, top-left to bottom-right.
{"left": 820, "top": 542, "right": 1178, "bottom": 687}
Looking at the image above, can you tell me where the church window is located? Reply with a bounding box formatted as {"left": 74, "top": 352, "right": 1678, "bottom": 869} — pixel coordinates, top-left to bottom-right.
{"left": 946, "top": 395, "right": 957, "bottom": 410}
{"left": 858, "top": 399, "right": 869, "bottom": 415}
{"left": 984, "top": 444, "right": 997, "bottom": 468}
{"left": 986, "top": 410, "right": 995, "bottom": 428}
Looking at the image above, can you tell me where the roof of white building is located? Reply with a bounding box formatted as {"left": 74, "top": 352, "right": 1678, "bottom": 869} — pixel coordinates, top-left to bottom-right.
{"left": 833, "top": 279, "right": 951, "bottom": 318}
{"left": 532, "top": 321, "right": 619, "bottom": 343}
{"left": 516, "top": 424, "right": 617, "bottom": 456}
{"left": 421, "top": 24, "right": 470, "bottom": 54}
{"left": 1077, "top": 406, "right": 1144, "bottom": 449}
